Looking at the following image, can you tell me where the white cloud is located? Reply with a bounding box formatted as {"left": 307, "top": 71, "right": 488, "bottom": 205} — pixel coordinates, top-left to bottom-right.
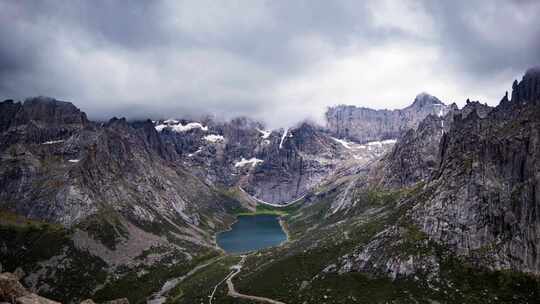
{"left": 367, "top": 0, "right": 436, "bottom": 39}
{"left": 1, "top": 0, "right": 537, "bottom": 129}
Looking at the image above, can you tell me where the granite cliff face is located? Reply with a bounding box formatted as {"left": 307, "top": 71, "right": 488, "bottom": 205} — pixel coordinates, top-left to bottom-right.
{"left": 329, "top": 67, "right": 540, "bottom": 283}
{"left": 414, "top": 69, "right": 540, "bottom": 274}
{"left": 326, "top": 93, "right": 448, "bottom": 143}
{"left": 0, "top": 98, "right": 234, "bottom": 230}
{"left": 370, "top": 113, "right": 445, "bottom": 189}
{"left": 154, "top": 118, "right": 395, "bottom": 204}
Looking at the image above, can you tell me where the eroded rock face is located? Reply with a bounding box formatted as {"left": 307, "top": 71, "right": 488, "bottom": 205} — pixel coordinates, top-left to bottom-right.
{"left": 380, "top": 69, "right": 540, "bottom": 275}
{"left": 371, "top": 114, "right": 445, "bottom": 189}
{"left": 243, "top": 122, "right": 345, "bottom": 203}
{"left": 155, "top": 117, "right": 344, "bottom": 204}
{"left": 0, "top": 98, "right": 235, "bottom": 230}
{"left": 21, "top": 97, "right": 89, "bottom": 126}
{"left": 332, "top": 67, "right": 540, "bottom": 280}
{"left": 414, "top": 94, "right": 540, "bottom": 274}
{"left": 326, "top": 93, "right": 448, "bottom": 143}
{"left": 155, "top": 117, "right": 396, "bottom": 204}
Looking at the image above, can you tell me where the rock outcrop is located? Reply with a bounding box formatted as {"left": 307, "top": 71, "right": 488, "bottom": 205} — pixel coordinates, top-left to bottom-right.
{"left": 414, "top": 79, "right": 540, "bottom": 274}
{"left": 371, "top": 113, "right": 445, "bottom": 189}
{"left": 511, "top": 67, "right": 540, "bottom": 103}
{"left": 0, "top": 272, "right": 30, "bottom": 303}
{"left": 333, "top": 67, "right": 540, "bottom": 280}
{"left": 326, "top": 93, "right": 448, "bottom": 143}
{"left": 0, "top": 271, "right": 128, "bottom": 304}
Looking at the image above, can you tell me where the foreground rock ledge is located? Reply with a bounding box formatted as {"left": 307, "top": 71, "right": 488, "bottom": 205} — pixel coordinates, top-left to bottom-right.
{"left": 0, "top": 271, "right": 128, "bottom": 304}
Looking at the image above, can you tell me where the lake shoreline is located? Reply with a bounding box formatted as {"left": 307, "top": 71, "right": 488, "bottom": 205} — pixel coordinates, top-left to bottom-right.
{"left": 278, "top": 217, "right": 291, "bottom": 244}
{"left": 217, "top": 214, "right": 287, "bottom": 254}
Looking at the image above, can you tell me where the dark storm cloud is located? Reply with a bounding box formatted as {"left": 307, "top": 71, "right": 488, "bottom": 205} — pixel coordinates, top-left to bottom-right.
{"left": 0, "top": 0, "right": 539, "bottom": 128}
{"left": 422, "top": 0, "right": 540, "bottom": 77}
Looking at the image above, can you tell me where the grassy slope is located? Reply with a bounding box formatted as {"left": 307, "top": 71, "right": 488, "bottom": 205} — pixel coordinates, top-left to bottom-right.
{"left": 166, "top": 255, "right": 242, "bottom": 304}
{"left": 0, "top": 211, "right": 109, "bottom": 302}
{"left": 93, "top": 250, "right": 221, "bottom": 304}
{"left": 0, "top": 210, "right": 223, "bottom": 304}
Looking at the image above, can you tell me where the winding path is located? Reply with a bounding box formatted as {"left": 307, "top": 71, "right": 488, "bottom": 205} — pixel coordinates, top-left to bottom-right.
{"left": 209, "top": 255, "right": 286, "bottom": 304}
{"left": 208, "top": 260, "right": 237, "bottom": 304}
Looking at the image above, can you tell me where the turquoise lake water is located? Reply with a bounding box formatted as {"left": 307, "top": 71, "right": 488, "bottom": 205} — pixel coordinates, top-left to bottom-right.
{"left": 217, "top": 215, "right": 287, "bottom": 254}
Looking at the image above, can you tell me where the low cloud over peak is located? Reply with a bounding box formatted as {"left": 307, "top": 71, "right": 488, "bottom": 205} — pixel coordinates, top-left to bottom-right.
{"left": 1, "top": 0, "right": 539, "bottom": 129}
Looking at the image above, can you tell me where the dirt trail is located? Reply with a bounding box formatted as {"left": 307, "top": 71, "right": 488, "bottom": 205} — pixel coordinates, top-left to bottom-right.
{"left": 223, "top": 255, "right": 287, "bottom": 304}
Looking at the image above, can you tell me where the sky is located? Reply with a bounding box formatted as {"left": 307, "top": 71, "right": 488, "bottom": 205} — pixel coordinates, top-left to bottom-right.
{"left": 1, "top": 0, "right": 539, "bottom": 128}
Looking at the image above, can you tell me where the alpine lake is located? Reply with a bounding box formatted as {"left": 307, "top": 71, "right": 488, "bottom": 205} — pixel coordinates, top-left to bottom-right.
{"left": 217, "top": 214, "right": 287, "bottom": 254}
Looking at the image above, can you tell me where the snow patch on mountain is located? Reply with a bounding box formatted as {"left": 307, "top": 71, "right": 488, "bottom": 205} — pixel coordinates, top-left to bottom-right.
{"left": 279, "top": 128, "right": 288, "bottom": 149}
{"left": 170, "top": 122, "right": 208, "bottom": 132}
{"left": 331, "top": 137, "right": 353, "bottom": 149}
{"left": 163, "top": 119, "right": 179, "bottom": 124}
{"left": 204, "top": 134, "right": 224, "bottom": 143}
{"left": 365, "top": 139, "right": 397, "bottom": 147}
{"left": 187, "top": 148, "right": 202, "bottom": 157}
{"left": 256, "top": 128, "right": 271, "bottom": 139}
{"left": 155, "top": 120, "right": 209, "bottom": 133}
{"left": 234, "top": 157, "right": 263, "bottom": 168}
{"left": 42, "top": 140, "right": 65, "bottom": 145}
{"left": 155, "top": 124, "right": 167, "bottom": 132}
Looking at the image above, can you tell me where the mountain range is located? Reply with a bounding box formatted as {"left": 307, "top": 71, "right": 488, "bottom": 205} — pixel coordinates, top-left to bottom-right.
{"left": 1, "top": 67, "right": 540, "bottom": 304}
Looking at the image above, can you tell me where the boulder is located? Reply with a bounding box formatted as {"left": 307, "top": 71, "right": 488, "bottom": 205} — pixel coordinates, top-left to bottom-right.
{"left": 0, "top": 272, "right": 29, "bottom": 302}
{"left": 80, "top": 300, "right": 96, "bottom": 304}
{"left": 12, "top": 269, "right": 24, "bottom": 281}
{"left": 15, "top": 294, "right": 60, "bottom": 304}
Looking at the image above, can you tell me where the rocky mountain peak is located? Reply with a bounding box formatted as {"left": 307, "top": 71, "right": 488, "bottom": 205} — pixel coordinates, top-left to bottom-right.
{"left": 105, "top": 117, "right": 130, "bottom": 129}
{"left": 511, "top": 65, "right": 540, "bottom": 103}
{"left": 326, "top": 93, "right": 447, "bottom": 143}
{"left": 409, "top": 92, "right": 444, "bottom": 108}
{"left": 23, "top": 96, "right": 89, "bottom": 125}
{"left": 294, "top": 120, "right": 318, "bottom": 134}
{"left": 461, "top": 99, "right": 492, "bottom": 119}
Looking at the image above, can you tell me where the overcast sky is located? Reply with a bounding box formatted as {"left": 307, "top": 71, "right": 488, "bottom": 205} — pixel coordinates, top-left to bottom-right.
{"left": 1, "top": 0, "right": 539, "bottom": 128}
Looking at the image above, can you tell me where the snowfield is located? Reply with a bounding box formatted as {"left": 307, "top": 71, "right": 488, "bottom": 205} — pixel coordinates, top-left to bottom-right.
{"left": 155, "top": 119, "right": 209, "bottom": 133}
